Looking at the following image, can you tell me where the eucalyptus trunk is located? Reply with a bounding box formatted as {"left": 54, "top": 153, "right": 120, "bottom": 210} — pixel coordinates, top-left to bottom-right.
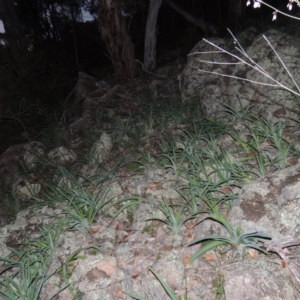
{"left": 98, "top": 0, "right": 136, "bottom": 80}
{"left": 144, "top": 0, "right": 163, "bottom": 72}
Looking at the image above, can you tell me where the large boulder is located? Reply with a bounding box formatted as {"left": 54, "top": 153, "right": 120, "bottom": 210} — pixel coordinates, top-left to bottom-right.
{"left": 228, "top": 163, "right": 300, "bottom": 239}
{"left": 224, "top": 163, "right": 300, "bottom": 299}
{"left": 180, "top": 29, "right": 300, "bottom": 122}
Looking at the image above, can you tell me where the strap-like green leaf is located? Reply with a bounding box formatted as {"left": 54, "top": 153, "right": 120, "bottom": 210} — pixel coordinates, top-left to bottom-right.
{"left": 149, "top": 268, "right": 178, "bottom": 300}
{"left": 189, "top": 240, "right": 227, "bottom": 264}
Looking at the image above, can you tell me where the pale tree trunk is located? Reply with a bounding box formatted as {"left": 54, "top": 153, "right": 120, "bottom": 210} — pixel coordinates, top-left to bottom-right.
{"left": 144, "top": 0, "right": 163, "bottom": 72}
{"left": 98, "top": 0, "right": 136, "bottom": 81}
{"left": 0, "top": 0, "right": 26, "bottom": 48}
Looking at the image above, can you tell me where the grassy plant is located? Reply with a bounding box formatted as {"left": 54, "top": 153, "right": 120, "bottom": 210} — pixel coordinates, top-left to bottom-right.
{"left": 228, "top": 161, "right": 254, "bottom": 183}
{"left": 177, "top": 177, "right": 270, "bottom": 263}
{"left": 0, "top": 234, "right": 100, "bottom": 299}
{"left": 188, "top": 216, "right": 271, "bottom": 264}
{"left": 256, "top": 119, "right": 291, "bottom": 169}
{"left": 179, "top": 176, "right": 217, "bottom": 212}
{"left": 222, "top": 96, "right": 254, "bottom": 121}
{"left": 198, "top": 117, "right": 229, "bottom": 137}
{"left": 0, "top": 264, "right": 53, "bottom": 300}
{"left": 0, "top": 187, "right": 103, "bottom": 299}
{"left": 176, "top": 190, "right": 200, "bottom": 216}
{"left": 62, "top": 184, "right": 113, "bottom": 233}
{"left": 158, "top": 138, "right": 174, "bottom": 154}
{"left": 57, "top": 245, "right": 102, "bottom": 297}
{"left": 228, "top": 129, "right": 252, "bottom": 154}
{"left": 0, "top": 246, "right": 58, "bottom": 299}
{"left": 0, "top": 204, "right": 67, "bottom": 299}
{"left": 231, "top": 118, "right": 294, "bottom": 175}
{"left": 22, "top": 225, "right": 63, "bottom": 254}
{"left": 147, "top": 197, "right": 197, "bottom": 235}
{"left": 160, "top": 153, "right": 186, "bottom": 181}
{"left": 160, "top": 97, "right": 189, "bottom": 126}
{"left": 253, "top": 148, "right": 268, "bottom": 177}
{"left": 246, "top": 126, "right": 269, "bottom": 177}
{"left": 200, "top": 147, "right": 235, "bottom": 184}
{"left": 136, "top": 152, "right": 158, "bottom": 169}
{"left": 37, "top": 170, "right": 114, "bottom": 233}
{"left": 112, "top": 195, "right": 145, "bottom": 219}
{"left": 137, "top": 102, "right": 157, "bottom": 131}
{"left": 174, "top": 125, "right": 205, "bottom": 158}
{"left": 229, "top": 120, "right": 285, "bottom": 178}
{"left": 113, "top": 115, "right": 135, "bottom": 144}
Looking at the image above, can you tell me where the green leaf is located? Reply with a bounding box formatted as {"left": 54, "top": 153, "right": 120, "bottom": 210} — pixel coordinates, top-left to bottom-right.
{"left": 146, "top": 217, "right": 168, "bottom": 225}
{"left": 242, "top": 231, "right": 271, "bottom": 239}
{"left": 189, "top": 240, "right": 227, "bottom": 264}
{"left": 149, "top": 268, "right": 178, "bottom": 300}
{"left": 245, "top": 244, "right": 270, "bottom": 255}
{"left": 124, "top": 268, "right": 178, "bottom": 300}
{"left": 188, "top": 235, "right": 231, "bottom": 246}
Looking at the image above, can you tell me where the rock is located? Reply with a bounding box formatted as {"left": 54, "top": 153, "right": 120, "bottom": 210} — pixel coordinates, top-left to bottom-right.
{"left": 2, "top": 158, "right": 300, "bottom": 299}
{"left": 225, "top": 163, "right": 300, "bottom": 299}
{"left": 0, "top": 141, "right": 45, "bottom": 202}
{"left": 90, "top": 132, "right": 113, "bottom": 163}
{"left": 12, "top": 180, "right": 41, "bottom": 202}
{"left": 0, "top": 141, "right": 45, "bottom": 180}
{"left": 180, "top": 29, "right": 300, "bottom": 123}
{"left": 224, "top": 259, "right": 296, "bottom": 300}
{"left": 48, "top": 146, "right": 77, "bottom": 165}
{"left": 228, "top": 163, "right": 300, "bottom": 239}
{"left": 180, "top": 36, "right": 233, "bottom": 116}
{"left": 74, "top": 72, "right": 98, "bottom": 103}
{"left": 22, "top": 141, "right": 45, "bottom": 170}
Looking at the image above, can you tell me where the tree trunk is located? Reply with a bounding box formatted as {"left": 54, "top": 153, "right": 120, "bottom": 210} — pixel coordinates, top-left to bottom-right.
{"left": 98, "top": 0, "right": 136, "bottom": 81}
{"left": 69, "top": 0, "right": 80, "bottom": 71}
{"left": 0, "top": 0, "right": 26, "bottom": 47}
{"left": 144, "top": 0, "right": 163, "bottom": 72}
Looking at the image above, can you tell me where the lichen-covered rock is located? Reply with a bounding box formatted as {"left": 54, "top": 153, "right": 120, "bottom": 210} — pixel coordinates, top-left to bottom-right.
{"left": 225, "top": 163, "right": 300, "bottom": 299}
{"left": 180, "top": 37, "right": 234, "bottom": 119}
{"left": 224, "top": 259, "right": 296, "bottom": 300}
{"left": 180, "top": 29, "right": 300, "bottom": 122}
{"left": 12, "top": 180, "right": 41, "bottom": 202}
{"left": 0, "top": 141, "right": 45, "bottom": 202}
{"left": 0, "top": 141, "right": 45, "bottom": 181}
{"left": 228, "top": 163, "right": 300, "bottom": 239}
{"left": 90, "top": 132, "right": 113, "bottom": 163}
{"left": 229, "top": 30, "right": 300, "bottom": 122}
{"left": 48, "top": 146, "right": 77, "bottom": 165}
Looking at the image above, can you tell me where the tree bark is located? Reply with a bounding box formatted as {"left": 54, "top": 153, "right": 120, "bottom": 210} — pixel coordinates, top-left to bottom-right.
{"left": 144, "top": 0, "right": 163, "bottom": 72}
{"left": 98, "top": 0, "right": 136, "bottom": 81}
{"left": 0, "top": 0, "right": 25, "bottom": 47}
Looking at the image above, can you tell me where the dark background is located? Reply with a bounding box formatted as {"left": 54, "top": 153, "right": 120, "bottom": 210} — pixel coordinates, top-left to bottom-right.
{"left": 0, "top": 0, "right": 297, "bottom": 152}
